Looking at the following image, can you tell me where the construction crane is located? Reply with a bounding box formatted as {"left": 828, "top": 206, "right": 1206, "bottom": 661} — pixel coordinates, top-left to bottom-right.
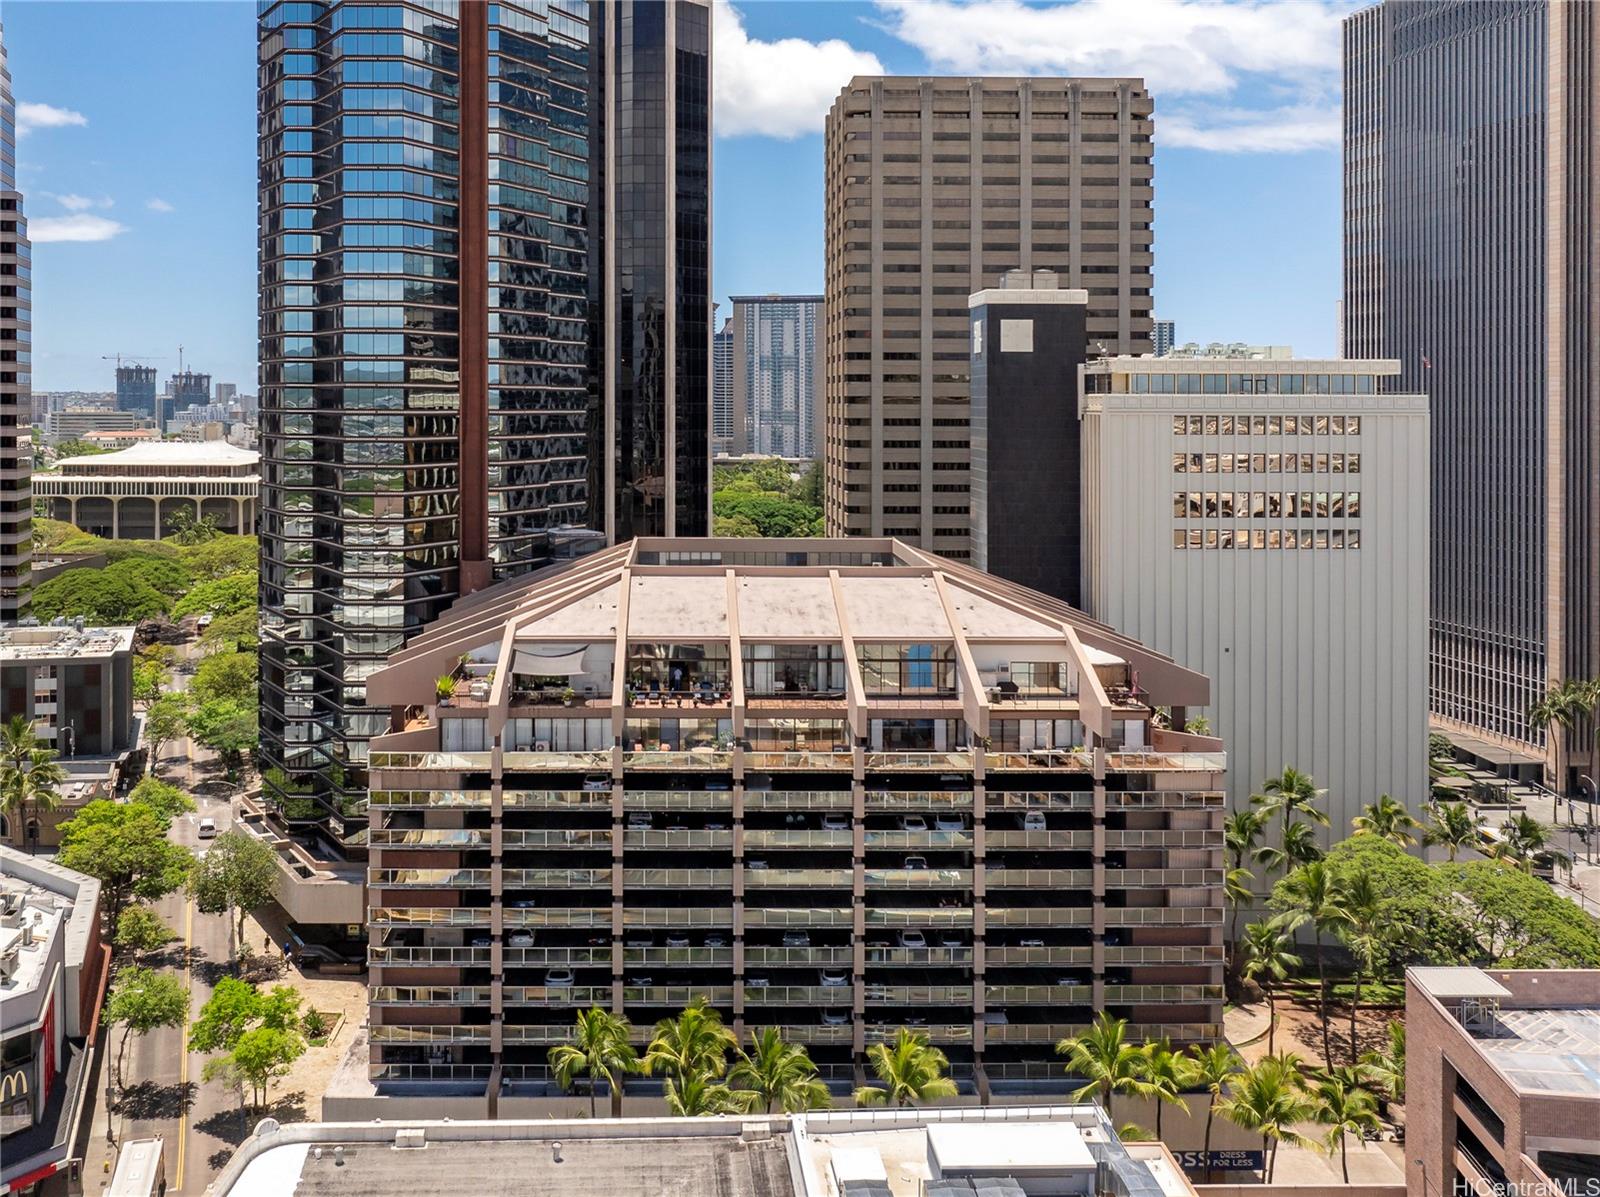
{"left": 100, "top": 353, "right": 165, "bottom": 371}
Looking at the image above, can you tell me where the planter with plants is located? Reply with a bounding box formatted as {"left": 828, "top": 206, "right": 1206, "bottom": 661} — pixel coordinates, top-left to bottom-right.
{"left": 562, "top": 686, "right": 578, "bottom": 707}
{"left": 436, "top": 674, "right": 457, "bottom": 706}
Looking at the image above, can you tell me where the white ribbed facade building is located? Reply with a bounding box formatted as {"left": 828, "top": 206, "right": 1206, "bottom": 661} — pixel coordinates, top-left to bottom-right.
{"left": 1080, "top": 357, "right": 1430, "bottom": 835}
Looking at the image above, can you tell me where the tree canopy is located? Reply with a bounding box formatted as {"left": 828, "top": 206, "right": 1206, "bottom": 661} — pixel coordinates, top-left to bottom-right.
{"left": 172, "top": 570, "right": 257, "bottom": 619}
{"left": 127, "top": 775, "right": 196, "bottom": 825}
{"left": 190, "top": 649, "right": 259, "bottom": 705}
{"left": 186, "top": 699, "right": 259, "bottom": 770}
{"left": 57, "top": 800, "right": 193, "bottom": 925}
{"left": 105, "top": 555, "right": 191, "bottom": 598}
{"left": 28, "top": 569, "right": 168, "bottom": 623}
{"left": 190, "top": 830, "right": 280, "bottom": 964}
{"left": 711, "top": 461, "right": 823, "bottom": 538}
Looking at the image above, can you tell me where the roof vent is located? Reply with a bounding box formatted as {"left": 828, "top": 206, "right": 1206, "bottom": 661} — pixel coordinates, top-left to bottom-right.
{"left": 394, "top": 1128, "right": 427, "bottom": 1150}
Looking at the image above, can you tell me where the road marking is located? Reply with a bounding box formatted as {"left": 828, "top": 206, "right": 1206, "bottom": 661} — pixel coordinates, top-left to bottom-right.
{"left": 177, "top": 897, "right": 193, "bottom": 1192}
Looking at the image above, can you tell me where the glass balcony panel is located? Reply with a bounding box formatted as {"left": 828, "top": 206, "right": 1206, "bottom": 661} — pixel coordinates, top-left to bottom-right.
{"left": 983, "top": 868, "right": 1093, "bottom": 888}
{"left": 744, "top": 868, "right": 854, "bottom": 888}
{"left": 622, "top": 868, "right": 734, "bottom": 888}
{"left": 743, "top": 830, "right": 853, "bottom": 850}
{"left": 624, "top": 986, "right": 735, "bottom": 1006}
{"left": 743, "top": 986, "right": 853, "bottom": 1005}
{"left": 864, "top": 868, "right": 972, "bottom": 888}
{"left": 984, "top": 908, "right": 1092, "bottom": 927}
{"left": 864, "top": 947, "right": 974, "bottom": 967}
{"left": 622, "top": 791, "right": 734, "bottom": 812}
{"left": 622, "top": 907, "right": 734, "bottom": 928}
{"left": 863, "top": 985, "right": 973, "bottom": 1004}
{"left": 743, "top": 907, "right": 853, "bottom": 927}
{"left": 863, "top": 830, "right": 973, "bottom": 850}
{"left": 863, "top": 791, "right": 973, "bottom": 811}
{"left": 622, "top": 830, "right": 733, "bottom": 850}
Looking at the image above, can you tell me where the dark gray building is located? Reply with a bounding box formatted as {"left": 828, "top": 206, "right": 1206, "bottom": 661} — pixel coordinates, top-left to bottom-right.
{"left": 968, "top": 270, "right": 1088, "bottom": 605}
{"left": 1342, "top": 1, "right": 1599, "bottom": 787}
{"left": 592, "top": 0, "right": 712, "bottom": 542}
{"left": 167, "top": 369, "right": 210, "bottom": 433}
{"left": 712, "top": 312, "right": 733, "bottom": 455}
{"left": 115, "top": 364, "right": 157, "bottom": 420}
{"left": 0, "top": 21, "right": 30, "bottom": 619}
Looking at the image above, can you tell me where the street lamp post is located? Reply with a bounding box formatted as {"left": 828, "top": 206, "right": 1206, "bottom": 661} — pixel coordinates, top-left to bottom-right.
{"left": 1580, "top": 776, "right": 1597, "bottom": 865}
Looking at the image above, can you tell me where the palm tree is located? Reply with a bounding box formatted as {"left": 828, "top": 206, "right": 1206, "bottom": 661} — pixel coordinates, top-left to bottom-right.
{"left": 1251, "top": 767, "right": 1330, "bottom": 872}
{"left": 1360, "top": 1021, "right": 1405, "bottom": 1112}
{"left": 1186, "top": 1044, "right": 1245, "bottom": 1183}
{"left": 1216, "top": 1053, "right": 1315, "bottom": 1183}
{"left": 663, "top": 1069, "right": 744, "bottom": 1117}
{"left": 854, "top": 1028, "right": 957, "bottom": 1107}
{"left": 1140, "top": 1039, "right": 1193, "bottom": 1143}
{"left": 1528, "top": 680, "right": 1586, "bottom": 804}
{"left": 1338, "top": 871, "right": 1383, "bottom": 1065}
{"left": 1, "top": 715, "right": 68, "bottom": 855}
{"left": 1241, "top": 917, "right": 1301, "bottom": 1054}
{"left": 1223, "top": 809, "right": 1268, "bottom": 983}
{"left": 1309, "top": 1072, "right": 1380, "bottom": 1183}
{"left": 729, "top": 1027, "right": 831, "bottom": 1114}
{"left": 1223, "top": 866, "right": 1255, "bottom": 986}
{"left": 1491, "top": 813, "right": 1570, "bottom": 874}
{"left": 1422, "top": 799, "right": 1483, "bottom": 863}
{"left": 644, "top": 997, "right": 736, "bottom": 1092}
{"left": 1256, "top": 819, "right": 1325, "bottom": 875}
{"left": 1277, "top": 859, "right": 1350, "bottom": 1066}
{"left": 548, "top": 1006, "right": 639, "bottom": 1119}
{"left": 1351, "top": 794, "right": 1420, "bottom": 846}
{"left": 1055, "top": 1012, "right": 1154, "bottom": 1109}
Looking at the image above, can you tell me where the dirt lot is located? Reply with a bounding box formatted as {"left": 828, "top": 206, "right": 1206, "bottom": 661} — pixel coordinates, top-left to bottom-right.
{"left": 1235, "top": 994, "right": 1401, "bottom": 1069}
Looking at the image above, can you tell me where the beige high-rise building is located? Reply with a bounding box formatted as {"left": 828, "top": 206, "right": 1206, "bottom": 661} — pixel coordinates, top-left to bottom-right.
{"left": 823, "top": 76, "right": 1155, "bottom": 559}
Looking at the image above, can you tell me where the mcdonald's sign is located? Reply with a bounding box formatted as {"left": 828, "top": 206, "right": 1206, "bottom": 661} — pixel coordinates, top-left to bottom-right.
{"left": 0, "top": 1064, "right": 33, "bottom": 1137}
{"left": 0, "top": 1067, "right": 28, "bottom": 1102}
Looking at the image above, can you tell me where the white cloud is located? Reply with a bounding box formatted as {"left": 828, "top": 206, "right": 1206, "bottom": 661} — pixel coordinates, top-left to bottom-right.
{"left": 15, "top": 101, "right": 89, "bottom": 136}
{"left": 29, "top": 214, "right": 129, "bottom": 243}
{"left": 873, "top": 0, "right": 1352, "bottom": 153}
{"left": 146, "top": 198, "right": 176, "bottom": 213}
{"left": 46, "top": 193, "right": 115, "bottom": 212}
{"left": 713, "top": 0, "right": 885, "bottom": 139}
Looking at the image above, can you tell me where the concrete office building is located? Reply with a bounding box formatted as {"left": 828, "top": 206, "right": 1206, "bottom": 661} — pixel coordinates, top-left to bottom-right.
{"left": 823, "top": 76, "right": 1155, "bottom": 560}
{"left": 1152, "top": 319, "right": 1175, "bottom": 358}
{"left": 1163, "top": 343, "right": 1291, "bottom": 362}
{"left": 1079, "top": 356, "right": 1430, "bottom": 831}
{"left": 725, "top": 295, "right": 824, "bottom": 460}
{"left": 211, "top": 1106, "right": 1195, "bottom": 1196}
{"left": 258, "top": 0, "right": 710, "bottom": 829}
{"left": 356, "top": 537, "right": 1223, "bottom": 1100}
{"left": 41, "top": 408, "right": 144, "bottom": 443}
{"left": 1343, "top": 2, "right": 1600, "bottom": 783}
{"left": 36, "top": 442, "right": 259, "bottom": 540}
{"left": 0, "top": 849, "right": 109, "bottom": 1197}
{"left": 1, "top": 22, "right": 31, "bottom": 619}
{"left": 1406, "top": 967, "right": 1600, "bottom": 1197}
{"left": 969, "top": 270, "right": 1089, "bottom": 606}
{"left": 114, "top": 364, "right": 157, "bottom": 419}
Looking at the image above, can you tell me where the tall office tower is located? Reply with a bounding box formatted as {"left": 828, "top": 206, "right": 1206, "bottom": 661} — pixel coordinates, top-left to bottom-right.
{"left": 115, "top": 365, "right": 158, "bottom": 419}
{"left": 215, "top": 382, "right": 238, "bottom": 406}
{"left": 257, "top": 0, "right": 710, "bottom": 834}
{"left": 968, "top": 270, "right": 1088, "bottom": 604}
{"left": 361, "top": 538, "right": 1223, "bottom": 1102}
{"left": 167, "top": 370, "right": 211, "bottom": 433}
{"left": 823, "top": 77, "right": 1155, "bottom": 559}
{"left": 591, "top": 0, "right": 712, "bottom": 542}
{"left": 0, "top": 22, "right": 30, "bottom": 618}
{"left": 726, "top": 295, "right": 824, "bottom": 460}
{"left": 1152, "top": 319, "right": 1175, "bottom": 357}
{"left": 712, "top": 313, "right": 733, "bottom": 456}
{"left": 1080, "top": 355, "right": 1430, "bottom": 830}
{"left": 1343, "top": 2, "right": 1599, "bottom": 787}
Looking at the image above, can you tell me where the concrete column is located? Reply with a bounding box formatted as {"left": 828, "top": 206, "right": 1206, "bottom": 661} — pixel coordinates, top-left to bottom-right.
{"left": 68, "top": 496, "right": 78, "bottom": 528}
{"left": 153, "top": 498, "right": 162, "bottom": 541}
{"left": 110, "top": 497, "right": 120, "bottom": 539}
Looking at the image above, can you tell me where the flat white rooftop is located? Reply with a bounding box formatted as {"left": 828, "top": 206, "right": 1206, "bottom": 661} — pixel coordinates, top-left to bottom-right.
{"left": 926, "top": 1121, "right": 1095, "bottom": 1176}
{"left": 1411, "top": 966, "right": 1515, "bottom": 1000}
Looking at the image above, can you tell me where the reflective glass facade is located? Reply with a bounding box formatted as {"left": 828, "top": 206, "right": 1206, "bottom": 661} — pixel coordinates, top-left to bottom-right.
{"left": 1343, "top": 1, "right": 1598, "bottom": 767}
{"left": 0, "top": 20, "right": 29, "bottom": 618}
{"left": 257, "top": 0, "right": 595, "bottom": 823}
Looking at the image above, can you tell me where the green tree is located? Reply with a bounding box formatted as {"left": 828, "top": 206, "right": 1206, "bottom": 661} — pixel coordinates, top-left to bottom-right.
{"left": 105, "top": 555, "right": 191, "bottom": 598}
{"left": 1423, "top": 799, "right": 1483, "bottom": 863}
{"left": 27, "top": 569, "right": 168, "bottom": 623}
{"left": 1351, "top": 794, "right": 1420, "bottom": 846}
{"left": 172, "top": 571, "right": 258, "bottom": 619}
{"left": 711, "top": 513, "right": 763, "bottom": 538}
{"left": 190, "top": 650, "right": 259, "bottom": 705}
{"left": 855, "top": 1028, "right": 957, "bottom": 1107}
{"left": 663, "top": 1068, "right": 745, "bottom": 1116}
{"left": 1276, "top": 860, "right": 1350, "bottom": 1066}
{"left": 1251, "top": 767, "right": 1330, "bottom": 876}
{"left": 132, "top": 649, "right": 174, "bottom": 704}
{"left": 58, "top": 800, "right": 192, "bottom": 927}
{"left": 1055, "top": 1012, "right": 1154, "bottom": 1109}
{"left": 2, "top": 715, "right": 68, "bottom": 854}
{"left": 143, "top": 695, "right": 190, "bottom": 775}
{"left": 1186, "top": 1044, "right": 1245, "bottom": 1182}
{"left": 51, "top": 437, "right": 112, "bottom": 459}
{"left": 1360, "top": 1021, "right": 1405, "bottom": 1109}
{"left": 1448, "top": 860, "right": 1600, "bottom": 966}
{"left": 178, "top": 535, "right": 258, "bottom": 580}
{"left": 164, "top": 507, "right": 222, "bottom": 545}
{"left": 113, "top": 904, "right": 173, "bottom": 960}
{"left": 1140, "top": 1039, "right": 1194, "bottom": 1142}
{"left": 1258, "top": 818, "right": 1326, "bottom": 874}
{"left": 643, "top": 997, "right": 736, "bottom": 1103}
{"left": 1241, "top": 916, "right": 1301, "bottom": 1055}
{"left": 189, "top": 830, "right": 280, "bottom": 967}
{"left": 223, "top": 1026, "right": 305, "bottom": 1111}
{"left": 1223, "top": 866, "right": 1255, "bottom": 988}
{"left": 548, "top": 1006, "right": 640, "bottom": 1118}
{"left": 1489, "top": 813, "right": 1569, "bottom": 875}
{"left": 1338, "top": 870, "right": 1384, "bottom": 1065}
{"left": 1215, "top": 1053, "right": 1315, "bottom": 1183}
{"left": 1528, "top": 680, "right": 1586, "bottom": 799}
{"left": 199, "top": 608, "right": 259, "bottom": 651}
{"left": 189, "top": 977, "right": 303, "bottom": 1054}
{"left": 128, "top": 776, "right": 196, "bottom": 826}
{"left": 1223, "top": 808, "right": 1269, "bottom": 982}
{"left": 729, "top": 1027, "right": 831, "bottom": 1114}
{"left": 186, "top": 699, "right": 259, "bottom": 774}
{"left": 1309, "top": 1072, "right": 1380, "bottom": 1183}
{"left": 103, "top": 967, "right": 188, "bottom": 1134}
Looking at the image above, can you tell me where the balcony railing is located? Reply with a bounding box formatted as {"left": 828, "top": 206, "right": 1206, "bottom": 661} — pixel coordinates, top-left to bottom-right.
{"left": 744, "top": 907, "right": 853, "bottom": 928}
{"left": 863, "top": 908, "right": 973, "bottom": 928}
{"left": 985, "top": 907, "right": 1093, "bottom": 927}
{"left": 504, "top": 986, "right": 614, "bottom": 1006}
{"left": 372, "top": 985, "right": 493, "bottom": 1006}
{"left": 622, "top": 791, "right": 734, "bottom": 812}
{"left": 372, "top": 1063, "right": 492, "bottom": 1082}
{"left": 504, "top": 789, "right": 612, "bottom": 809}
{"left": 623, "top": 868, "right": 733, "bottom": 889}
{"left": 865, "top": 947, "right": 973, "bottom": 967}
{"left": 370, "top": 945, "right": 491, "bottom": 967}
{"left": 864, "top": 830, "right": 973, "bottom": 850}
{"left": 370, "top": 868, "right": 490, "bottom": 889}
{"left": 864, "top": 791, "right": 974, "bottom": 811}
{"left": 864, "top": 752, "right": 973, "bottom": 772}
{"left": 503, "top": 751, "right": 615, "bottom": 771}
{"left": 742, "top": 751, "right": 853, "bottom": 771}
{"left": 745, "top": 868, "right": 854, "bottom": 888}
{"left": 623, "top": 947, "right": 734, "bottom": 968}
{"left": 1105, "top": 945, "right": 1222, "bottom": 965}
{"left": 1104, "top": 829, "right": 1223, "bottom": 849}
{"left": 864, "top": 868, "right": 972, "bottom": 888}
{"left": 625, "top": 986, "right": 736, "bottom": 1006}
{"left": 984, "top": 751, "right": 1093, "bottom": 772}
{"left": 1104, "top": 907, "right": 1223, "bottom": 926}
{"left": 743, "top": 830, "right": 853, "bottom": 850}
{"left": 866, "top": 1023, "right": 971, "bottom": 1043}
{"left": 984, "top": 831, "right": 1093, "bottom": 849}
{"left": 864, "top": 985, "right": 973, "bottom": 1004}
{"left": 371, "top": 1025, "right": 490, "bottom": 1044}
{"left": 369, "top": 828, "right": 489, "bottom": 849}
{"left": 504, "top": 1025, "right": 589, "bottom": 1045}
{"left": 622, "top": 907, "right": 733, "bottom": 928}
{"left": 744, "top": 946, "right": 855, "bottom": 967}
{"left": 983, "top": 869, "right": 1093, "bottom": 888}
{"left": 1104, "top": 751, "right": 1227, "bottom": 773}
{"left": 985, "top": 791, "right": 1095, "bottom": 812}
{"left": 783, "top": 1025, "right": 854, "bottom": 1044}
{"left": 621, "top": 751, "right": 733, "bottom": 771}
{"left": 622, "top": 830, "right": 733, "bottom": 850}
{"left": 370, "top": 790, "right": 492, "bottom": 809}
{"left": 984, "top": 946, "right": 1092, "bottom": 966}
{"left": 742, "top": 790, "right": 852, "bottom": 811}
{"left": 504, "top": 868, "right": 612, "bottom": 888}
{"left": 505, "top": 947, "right": 612, "bottom": 967}
{"left": 502, "top": 829, "right": 613, "bottom": 849}
{"left": 743, "top": 986, "right": 852, "bottom": 1005}
{"left": 985, "top": 985, "right": 1092, "bottom": 1005}
{"left": 504, "top": 907, "right": 610, "bottom": 928}
{"left": 1110, "top": 868, "right": 1224, "bottom": 887}
{"left": 371, "top": 907, "right": 491, "bottom": 928}
{"left": 370, "top": 751, "right": 492, "bottom": 771}
{"left": 1105, "top": 984, "right": 1223, "bottom": 1004}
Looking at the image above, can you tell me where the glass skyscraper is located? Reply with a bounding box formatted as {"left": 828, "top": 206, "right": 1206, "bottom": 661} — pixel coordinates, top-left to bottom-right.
{"left": 1343, "top": 1, "right": 1598, "bottom": 783}
{"left": 115, "top": 365, "right": 159, "bottom": 420}
{"left": 1, "top": 20, "right": 30, "bottom": 619}
{"left": 258, "top": 0, "right": 710, "bottom": 828}
{"left": 727, "top": 294, "right": 822, "bottom": 459}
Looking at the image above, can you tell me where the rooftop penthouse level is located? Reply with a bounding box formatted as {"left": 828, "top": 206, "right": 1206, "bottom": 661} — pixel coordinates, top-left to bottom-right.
{"left": 361, "top": 538, "right": 1226, "bottom": 1098}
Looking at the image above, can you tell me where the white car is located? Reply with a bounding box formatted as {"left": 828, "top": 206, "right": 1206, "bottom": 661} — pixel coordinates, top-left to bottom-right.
{"left": 745, "top": 975, "right": 770, "bottom": 989}
{"left": 544, "top": 969, "right": 575, "bottom": 987}
{"left": 820, "top": 969, "right": 850, "bottom": 988}
{"left": 197, "top": 817, "right": 218, "bottom": 839}
{"left": 898, "top": 930, "right": 927, "bottom": 949}
{"left": 821, "top": 813, "right": 850, "bottom": 831}
{"left": 899, "top": 815, "right": 928, "bottom": 832}
{"left": 1022, "top": 811, "right": 1047, "bottom": 831}
{"left": 821, "top": 1010, "right": 850, "bottom": 1026}
{"left": 934, "top": 814, "right": 965, "bottom": 832}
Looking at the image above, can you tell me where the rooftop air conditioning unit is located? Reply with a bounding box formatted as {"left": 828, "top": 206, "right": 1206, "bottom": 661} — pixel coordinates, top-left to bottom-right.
{"left": 394, "top": 1128, "right": 426, "bottom": 1150}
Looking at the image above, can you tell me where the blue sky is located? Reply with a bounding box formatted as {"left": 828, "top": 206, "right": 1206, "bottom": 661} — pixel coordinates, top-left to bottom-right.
{"left": 7, "top": 0, "right": 1350, "bottom": 392}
